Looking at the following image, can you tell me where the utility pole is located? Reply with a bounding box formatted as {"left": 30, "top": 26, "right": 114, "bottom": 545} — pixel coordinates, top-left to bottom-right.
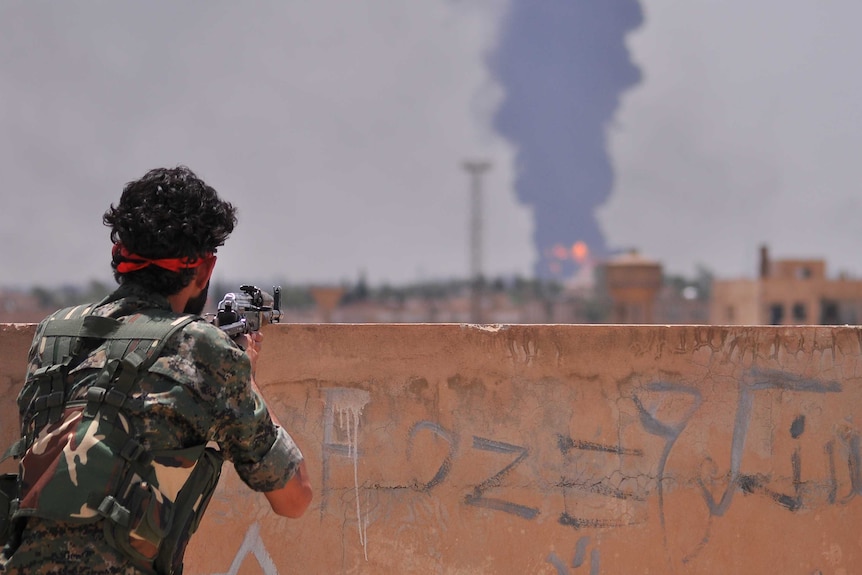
{"left": 462, "top": 160, "right": 491, "bottom": 323}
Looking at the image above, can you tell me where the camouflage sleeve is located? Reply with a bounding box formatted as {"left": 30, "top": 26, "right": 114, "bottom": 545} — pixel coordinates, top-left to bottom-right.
{"left": 184, "top": 322, "right": 299, "bottom": 491}
{"left": 234, "top": 426, "right": 304, "bottom": 492}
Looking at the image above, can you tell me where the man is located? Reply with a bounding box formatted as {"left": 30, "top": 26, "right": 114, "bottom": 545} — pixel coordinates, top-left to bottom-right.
{"left": 1, "top": 166, "right": 312, "bottom": 574}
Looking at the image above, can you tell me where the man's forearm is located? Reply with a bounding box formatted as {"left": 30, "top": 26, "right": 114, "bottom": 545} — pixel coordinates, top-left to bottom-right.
{"left": 251, "top": 375, "right": 313, "bottom": 517}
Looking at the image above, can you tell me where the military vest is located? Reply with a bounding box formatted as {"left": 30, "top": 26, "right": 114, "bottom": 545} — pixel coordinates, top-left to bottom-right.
{"left": 9, "top": 303, "right": 224, "bottom": 575}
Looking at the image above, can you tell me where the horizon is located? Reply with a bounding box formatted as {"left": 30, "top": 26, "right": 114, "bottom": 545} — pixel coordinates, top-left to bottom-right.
{"left": 4, "top": 2, "right": 862, "bottom": 287}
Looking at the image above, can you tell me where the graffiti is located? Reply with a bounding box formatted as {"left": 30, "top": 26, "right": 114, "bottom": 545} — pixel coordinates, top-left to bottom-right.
{"left": 833, "top": 424, "right": 862, "bottom": 503}
{"left": 210, "top": 523, "right": 278, "bottom": 575}
{"left": 464, "top": 436, "right": 538, "bottom": 519}
{"left": 556, "top": 434, "right": 646, "bottom": 529}
{"left": 321, "top": 387, "right": 371, "bottom": 560}
{"left": 737, "top": 413, "right": 805, "bottom": 512}
{"left": 664, "top": 370, "right": 845, "bottom": 565}
{"left": 407, "top": 420, "right": 457, "bottom": 491}
{"left": 631, "top": 382, "right": 702, "bottom": 528}
{"left": 547, "top": 535, "right": 600, "bottom": 575}
{"left": 408, "top": 425, "right": 539, "bottom": 519}
{"left": 695, "top": 369, "right": 841, "bottom": 518}
{"left": 310, "top": 366, "right": 860, "bottom": 572}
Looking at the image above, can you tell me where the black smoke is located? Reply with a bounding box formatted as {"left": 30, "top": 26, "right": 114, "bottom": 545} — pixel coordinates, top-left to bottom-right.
{"left": 491, "top": 1, "right": 644, "bottom": 279}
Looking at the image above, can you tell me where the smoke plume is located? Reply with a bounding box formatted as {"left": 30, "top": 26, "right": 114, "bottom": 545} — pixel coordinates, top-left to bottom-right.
{"left": 491, "top": 0, "right": 644, "bottom": 279}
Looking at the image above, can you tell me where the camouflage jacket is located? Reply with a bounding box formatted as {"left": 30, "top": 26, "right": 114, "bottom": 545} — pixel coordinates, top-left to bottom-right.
{"left": 2, "top": 282, "right": 303, "bottom": 574}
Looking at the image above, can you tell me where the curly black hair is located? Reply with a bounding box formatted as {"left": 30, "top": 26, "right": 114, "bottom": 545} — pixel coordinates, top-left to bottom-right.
{"left": 103, "top": 166, "right": 237, "bottom": 295}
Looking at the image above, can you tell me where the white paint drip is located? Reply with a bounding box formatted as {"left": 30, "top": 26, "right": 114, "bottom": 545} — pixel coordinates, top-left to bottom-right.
{"left": 330, "top": 388, "right": 371, "bottom": 560}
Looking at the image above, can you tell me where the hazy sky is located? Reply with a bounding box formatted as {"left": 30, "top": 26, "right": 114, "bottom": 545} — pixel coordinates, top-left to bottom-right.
{"left": 600, "top": 0, "right": 862, "bottom": 280}
{"left": 1, "top": 0, "right": 529, "bottom": 288}
{"left": 2, "top": 1, "right": 861, "bottom": 288}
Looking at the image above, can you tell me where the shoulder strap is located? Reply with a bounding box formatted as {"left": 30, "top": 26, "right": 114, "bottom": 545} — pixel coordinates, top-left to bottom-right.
{"left": 25, "top": 305, "right": 97, "bottom": 431}
{"left": 20, "top": 308, "right": 199, "bottom": 452}
{"left": 81, "top": 311, "right": 199, "bottom": 425}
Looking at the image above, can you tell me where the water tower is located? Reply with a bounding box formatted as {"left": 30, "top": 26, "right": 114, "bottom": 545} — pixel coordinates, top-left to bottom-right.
{"left": 604, "top": 250, "right": 663, "bottom": 323}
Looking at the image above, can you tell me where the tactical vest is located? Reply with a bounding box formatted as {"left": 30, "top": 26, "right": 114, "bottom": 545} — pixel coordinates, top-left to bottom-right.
{"left": 7, "top": 303, "right": 224, "bottom": 575}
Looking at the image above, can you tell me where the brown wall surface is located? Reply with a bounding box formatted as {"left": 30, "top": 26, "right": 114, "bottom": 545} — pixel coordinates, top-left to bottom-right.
{"left": 2, "top": 323, "right": 862, "bottom": 574}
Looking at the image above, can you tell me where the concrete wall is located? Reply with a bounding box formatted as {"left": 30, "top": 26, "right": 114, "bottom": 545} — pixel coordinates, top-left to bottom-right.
{"left": 2, "top": 322, "right": 861, "bottom": 574}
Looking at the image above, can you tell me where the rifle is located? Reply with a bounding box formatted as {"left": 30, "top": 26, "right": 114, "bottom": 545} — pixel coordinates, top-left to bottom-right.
{"left": 208, "top": 285, "right": 283, "bottom": 339}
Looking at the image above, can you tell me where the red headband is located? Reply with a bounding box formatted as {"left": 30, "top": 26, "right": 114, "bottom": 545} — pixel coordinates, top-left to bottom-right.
{"left": 112, "top": 243, "right": 212, "bottom": 274}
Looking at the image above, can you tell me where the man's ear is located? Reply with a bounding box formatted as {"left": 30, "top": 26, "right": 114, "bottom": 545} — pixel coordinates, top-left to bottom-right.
{"left": 195, "top": 255, "right": 217, "bottom": 289}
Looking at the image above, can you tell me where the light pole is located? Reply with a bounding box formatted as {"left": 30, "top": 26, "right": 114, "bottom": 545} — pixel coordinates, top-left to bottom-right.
{"left": 462, "top": 160, "right": 491, "bottom": 323}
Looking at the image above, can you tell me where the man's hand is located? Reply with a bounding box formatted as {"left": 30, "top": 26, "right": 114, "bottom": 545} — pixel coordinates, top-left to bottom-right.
{"left": 265, "top": 460, "right": 313, "bottom": 518}
{"left": 238, "top": 331, "right": 264, "bottom": 373}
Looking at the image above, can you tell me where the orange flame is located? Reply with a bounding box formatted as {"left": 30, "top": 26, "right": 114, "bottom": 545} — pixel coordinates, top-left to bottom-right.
{"left": 572, "top": 241, "right": 589, "bottom": 263}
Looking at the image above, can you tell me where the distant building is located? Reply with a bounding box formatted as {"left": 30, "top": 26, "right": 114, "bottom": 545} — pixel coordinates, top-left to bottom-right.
{"left": 655, "top": 284, "right": 711, "bottom": 325}
{"left": 602, "top": 251, "right": 664, "bottom": 323}
{"left": 710, "top": 245, "right": 862, "bottom": 325}
{"left": 295, "top": 253, "right": 710, "bottom": 325}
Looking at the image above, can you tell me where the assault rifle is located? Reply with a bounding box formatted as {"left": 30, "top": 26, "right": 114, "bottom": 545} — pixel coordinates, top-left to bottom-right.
{"left": 208, "top": 285, "right": 283, "bottom": 338}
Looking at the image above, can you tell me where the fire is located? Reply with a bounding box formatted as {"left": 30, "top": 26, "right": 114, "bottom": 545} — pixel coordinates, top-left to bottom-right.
{"left": 572, "top": 241, "right": 589, "bottom": 263}
{"left": 552, "top": 244, "right": 569, "bottom": 260}
{"left": 550, "top": 241, "right": 589, "bottom": 262}
{"left": 546, "top": 241, "right": 590, "bottom": 276}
